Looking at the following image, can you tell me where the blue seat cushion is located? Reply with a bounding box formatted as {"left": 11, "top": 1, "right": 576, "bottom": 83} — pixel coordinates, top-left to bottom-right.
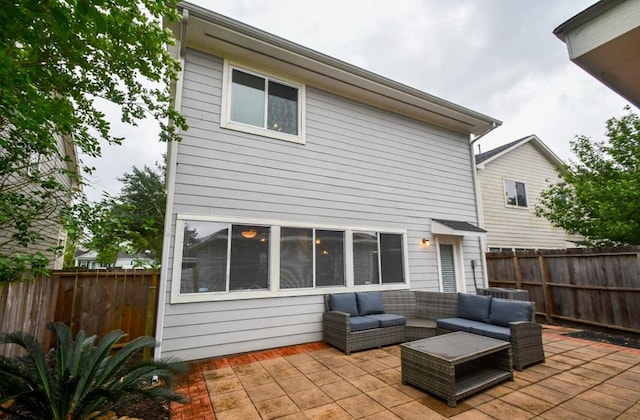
{"left": 365, "top": 313, "right": 406, "bottom": 328}
{"left": 436, "top": 317, "right": 488, "bottom": 332}
{"left": 457, "top": 293, "right": 492, "bottom": 323}
{"left": 470, "top": 324, "right": 511, "bottom": 341}
{"left": 356, "top": 291, "right": 386, "bottom": 316}
{"left": 350, "top": 316, "right": 380, "bottom": 332}
{"left": 329, "top": 293, "right": 359, "bottom": 317}
{"left": 489, "top": 298, "right": 533, "bottom": 327}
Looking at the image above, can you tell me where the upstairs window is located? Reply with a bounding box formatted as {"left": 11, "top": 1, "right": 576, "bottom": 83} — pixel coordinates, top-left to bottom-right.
{"left": 504, "top": 179, "right": 528, "bottom": 208}
{"left": 223, "top": 63, "right": 304, "bottom": 143}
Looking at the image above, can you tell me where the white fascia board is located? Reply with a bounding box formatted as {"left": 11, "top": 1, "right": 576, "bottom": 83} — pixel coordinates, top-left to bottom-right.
{"left": 557, "top": 0, "right": 640, "bottom": 59}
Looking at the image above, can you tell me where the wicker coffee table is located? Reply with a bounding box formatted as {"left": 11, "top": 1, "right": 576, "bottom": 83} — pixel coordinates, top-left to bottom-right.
{"left": 401, "top": 332, "right": 513, "bottom": 407}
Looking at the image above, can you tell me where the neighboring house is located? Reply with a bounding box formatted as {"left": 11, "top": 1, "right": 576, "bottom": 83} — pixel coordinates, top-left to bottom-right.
{"left": 476, "top": 135, "right": 579, "bottom": 251}
{"left": 554, "top": 0, "right": 640, "bottom": 108}
{"left": 74, "top": 250, "right": 154, "bottom": 269}
{"left": 0, "top": 134, "right": 78, "bottom": 270}
{"left": 156, "top": 2, "right": 501, "bottom": 361}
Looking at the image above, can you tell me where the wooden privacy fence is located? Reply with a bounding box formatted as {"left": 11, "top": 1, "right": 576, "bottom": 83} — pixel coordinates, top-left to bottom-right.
{"left": 486, "top": 247, "right": 640, "bottom": 333}
{"left": 0, "top": 270, "right": 160, "bottom": 357}
{"left": 0, "top": 278, "right": 58, "bottom": 357}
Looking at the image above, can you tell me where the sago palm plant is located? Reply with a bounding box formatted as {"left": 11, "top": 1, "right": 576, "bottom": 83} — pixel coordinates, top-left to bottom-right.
{"left": 0, "top": 322, "right": 186, "bottom": 419}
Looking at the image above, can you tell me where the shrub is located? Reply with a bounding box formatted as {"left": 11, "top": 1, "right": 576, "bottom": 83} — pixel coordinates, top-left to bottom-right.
{"left": 0, "top": 322, "right": 186, "bottom": 419}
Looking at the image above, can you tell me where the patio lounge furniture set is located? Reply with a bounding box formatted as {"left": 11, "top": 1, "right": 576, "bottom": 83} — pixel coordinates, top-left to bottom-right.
{"left": 323, "top": 290, "right": 545, "bottom": 406}
{"left": 323, "top": 290, "right": 545, "bottom": 371}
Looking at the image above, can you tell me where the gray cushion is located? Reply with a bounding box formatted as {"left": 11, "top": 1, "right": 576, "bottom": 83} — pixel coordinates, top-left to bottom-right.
{"left": 470, "top": 324, "right": 511, "bottom": 341}
{"left": 350, "top": 316, "right": 380, "bottom": 332}
{"left": 457, "top": 293, "right": 492, "bottom": 323}
{"left": 328, "top": 293, "right": 358, "bottom": 317}
{"left": 489, "top": 298, "right": 533, "bottom": 327}
{"left": 436, "top": 317, "right": 488, "bottom": 332}
{"left": 356, "top": 291, "right": 386, "bottom": 316}
{"left": 365, "top": 314, "right": 406, "bottom": 327}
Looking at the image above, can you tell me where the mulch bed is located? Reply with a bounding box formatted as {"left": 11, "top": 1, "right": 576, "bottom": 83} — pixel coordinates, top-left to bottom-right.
{"left": 565, "top": 328, "right": 640, "bottom": 349}
{"left": 114, "top": 399, "right": 170, "bottom": 419}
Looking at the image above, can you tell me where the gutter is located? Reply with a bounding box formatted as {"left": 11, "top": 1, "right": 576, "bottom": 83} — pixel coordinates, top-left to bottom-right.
{"left": 469, "top": 122, "right": 499, "bottom": 290}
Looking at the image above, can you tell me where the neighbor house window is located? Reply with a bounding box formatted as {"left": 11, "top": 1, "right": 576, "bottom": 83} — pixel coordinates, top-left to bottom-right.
{"left": 279, "top": 228, "right": 345, "bottom": 289}
{"left": 223, "top": 63, "right": 304, "bottom": 143}
{"left": 180, "top": 221, "right": 270, "bottom": 293}
{"left": 27, "top": 152, "right": 42, "bottom": 176}
{"left": 353, "top": 232, "right": 404, "bottom": 285}
{"left": 504, "top": 179, "right": 528, "bottom": 207}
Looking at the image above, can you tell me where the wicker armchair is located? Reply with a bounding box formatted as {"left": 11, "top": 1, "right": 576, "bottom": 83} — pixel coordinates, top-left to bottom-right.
{"left": 322, "top": 295, "right": 404, "bottom": 355}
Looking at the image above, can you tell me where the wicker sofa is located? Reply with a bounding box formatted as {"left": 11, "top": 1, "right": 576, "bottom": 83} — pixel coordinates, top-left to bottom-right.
{"left": 323, "top": 290, "right": 545, "bottom": 370}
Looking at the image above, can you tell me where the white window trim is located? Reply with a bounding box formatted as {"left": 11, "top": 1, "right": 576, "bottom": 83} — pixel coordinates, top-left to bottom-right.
{"left": 435, "top": 235, "right": 466, "bottom": 293}
{"left": 503, "top": 178, "right": 529, "bottom": 209}
{"left": 220, "top": 60, "right": 306, "bottom": 144}
{"left": 170, "top": 214, "right": 409, "bottom": 303}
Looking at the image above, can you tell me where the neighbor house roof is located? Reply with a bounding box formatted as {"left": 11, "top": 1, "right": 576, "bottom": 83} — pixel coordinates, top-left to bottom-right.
{"left": 169, "top": 2, "right": 502, "bottom": 137}
{"left": 475, "top": 135, "right": 564, "bottom": 170}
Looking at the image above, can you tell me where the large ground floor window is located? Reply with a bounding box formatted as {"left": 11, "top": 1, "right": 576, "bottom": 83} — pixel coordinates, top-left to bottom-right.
{"left": 171, "top": 216, "right": 408, "bottom": 302}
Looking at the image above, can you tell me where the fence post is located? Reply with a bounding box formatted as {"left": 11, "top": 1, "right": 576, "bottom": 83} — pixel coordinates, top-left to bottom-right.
{"left": 539, "top": 255, "right": 553, "bottom": 322}
{"left": 513, "top": 254, "right": 522, "bottom": 289}
{"left": 143, "top": 273, "right": 159, "bottom": 361}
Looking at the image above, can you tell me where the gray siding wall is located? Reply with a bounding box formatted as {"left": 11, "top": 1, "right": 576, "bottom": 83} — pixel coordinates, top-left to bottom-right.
{"left": 478, "top": 141, "right": 578, "bottom": 249}
{"left": 0, "top": 135, "right": 73, "bottom": 270}
{"left": 160, "top": 49, "right": 483, "bottom": 360}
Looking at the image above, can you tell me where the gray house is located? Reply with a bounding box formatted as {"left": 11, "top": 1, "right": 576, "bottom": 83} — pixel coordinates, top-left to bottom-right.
{"left": 156, "top": 2, "right": 501, "bottom": 361}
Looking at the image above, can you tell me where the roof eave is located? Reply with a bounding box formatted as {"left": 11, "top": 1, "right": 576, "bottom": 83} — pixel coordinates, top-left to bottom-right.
{"left": 173, "top": 2, "right": 501, "bottom": 136}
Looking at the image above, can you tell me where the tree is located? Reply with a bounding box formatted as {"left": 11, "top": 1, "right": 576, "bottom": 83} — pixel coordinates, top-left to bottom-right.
{"left": 1, "top": 0, "right": 187, "bottom": 280}
{"left": 75, "top": 161, "right": 166, "bottom": 266}
{"left": 536, "top": 107, "right": 640, "bottom": 246}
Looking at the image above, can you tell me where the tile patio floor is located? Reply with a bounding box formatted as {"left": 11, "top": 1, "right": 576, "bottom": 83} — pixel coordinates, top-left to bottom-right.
{"left": 171, "top": 327, "right": 640, "bottom": 419}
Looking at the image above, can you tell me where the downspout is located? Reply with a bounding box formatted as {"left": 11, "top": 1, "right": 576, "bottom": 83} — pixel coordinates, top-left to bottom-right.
{"left": 469, "top": 122, "right": 498, "bottom": 290}
{"left": 154, "top": 8, "right": 189, "bottom": 360}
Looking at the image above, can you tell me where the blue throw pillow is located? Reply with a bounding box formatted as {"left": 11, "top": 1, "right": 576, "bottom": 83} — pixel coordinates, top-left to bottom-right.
{"left": 328, "top": 293, "right": 358, "bottom": 317}
{"left": 356, "top": 291, "right": 386, "bottom": 316}
{"left": 457, "top": 293, "right": 492, "bottom": 323}
{"left": 489, "top": 298, "right": 533, "bottom": 327}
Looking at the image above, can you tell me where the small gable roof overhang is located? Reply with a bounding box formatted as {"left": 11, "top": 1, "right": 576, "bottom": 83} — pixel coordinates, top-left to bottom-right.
{"left": 169, "top": 2, "right": 501, "bottom": 137}
{"left": 431, "top": 219, "right": 487, "bottom": 238}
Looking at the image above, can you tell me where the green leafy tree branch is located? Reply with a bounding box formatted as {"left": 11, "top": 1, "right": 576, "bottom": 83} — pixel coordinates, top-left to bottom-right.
{"left": 1, "top": 0, "right": 187, "bottom": 280}
{"left": 536, "top": 107, "right": 640, "bottom": 246}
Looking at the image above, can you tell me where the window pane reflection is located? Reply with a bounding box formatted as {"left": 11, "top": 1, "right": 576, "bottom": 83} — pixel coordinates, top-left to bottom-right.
{"left": 353, "top": 232, "right": 379, "bottom": 285}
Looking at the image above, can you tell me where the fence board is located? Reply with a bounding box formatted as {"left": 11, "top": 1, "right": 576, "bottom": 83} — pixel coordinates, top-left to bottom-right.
{"left": 51, "top": 270, "right": 160, "bottom": 346}
{"left": 0, "top": 278, "right": 58, "bottom": 357}
{"left": 1, "top": 270, "right": 160, "bottom": 357}
{"left": 486, "top": 247, "right": 640, "bottom": 333}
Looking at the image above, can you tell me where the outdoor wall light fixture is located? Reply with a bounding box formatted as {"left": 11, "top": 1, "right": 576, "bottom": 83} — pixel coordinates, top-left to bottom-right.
{"left": 241, "top": 229, "right": 258, "bottom": 239}
{"left": 421, "top": 238, "right": 430, "bottom": 246}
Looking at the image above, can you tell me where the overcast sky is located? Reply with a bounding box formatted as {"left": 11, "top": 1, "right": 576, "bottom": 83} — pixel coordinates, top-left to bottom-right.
{"left": 83, "top": 0, "right": 632, "bottom": 202}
